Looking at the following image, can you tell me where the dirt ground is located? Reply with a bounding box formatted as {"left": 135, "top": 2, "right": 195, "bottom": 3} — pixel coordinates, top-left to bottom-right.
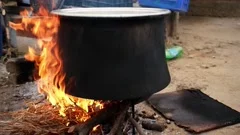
{"left": 138, "top": 16, "right": 240, "bottom": 135}
{"left": 0, "top": 16, "right": 240, "bottom": 135}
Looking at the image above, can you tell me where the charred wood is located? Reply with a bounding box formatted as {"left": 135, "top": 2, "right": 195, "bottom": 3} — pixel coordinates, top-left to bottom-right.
{"left": 68, "top": 102, "right": 130, "bottom": 135}
{"left": 108, "top": 107, "right": 127, "bottom": 135}
{"left": 128, "top": 113, "right": 145, "bottom": 135}
{"left": 142, "top": 119, "right": 167, "bottom": 132}
{"left": 123, "top": 119, "right": 130, "bottom": 135}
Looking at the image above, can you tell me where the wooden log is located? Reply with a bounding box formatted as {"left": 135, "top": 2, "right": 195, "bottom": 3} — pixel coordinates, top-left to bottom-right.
{"left": 170, "top": 12, "right": 179, "bottom": 37}
{"left": 68, "top": 102, "right": 130, "bottom": 135}
{"left": 142, "top": 119, "right": 167, "bottom": 132}
{"left": 123, "top": 119, "right": 130, "bottom": 135}
{"left": 128, "top": 113, "right": 145, "bottom": 135}
{"left": 108, "top": 107, "right": 127, "bottom": 135}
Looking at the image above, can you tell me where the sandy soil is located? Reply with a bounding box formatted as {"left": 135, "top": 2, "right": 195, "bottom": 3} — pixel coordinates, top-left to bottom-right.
{"left": 138, "top": 16, "right": 240, "bottom": 135}
{"left": 0, "top": 16, "right": 240, "bottom": 134}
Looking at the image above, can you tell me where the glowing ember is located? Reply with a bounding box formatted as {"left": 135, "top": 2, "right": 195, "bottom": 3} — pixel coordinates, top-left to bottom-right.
{"left": 9, "top": 7, "right": 104, "bottom": 122}
{"left": 93, "top": 125, "right": 101, "bottom": 131}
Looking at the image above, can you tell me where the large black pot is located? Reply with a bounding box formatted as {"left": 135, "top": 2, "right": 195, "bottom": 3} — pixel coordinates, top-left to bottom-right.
{"left": 51, "top": 8, "right": 171, "bottom": 100}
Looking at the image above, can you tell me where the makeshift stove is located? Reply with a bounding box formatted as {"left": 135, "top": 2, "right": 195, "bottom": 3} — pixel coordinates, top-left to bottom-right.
{"left": 7, "top": 7, "right": 171, "bottom": 135}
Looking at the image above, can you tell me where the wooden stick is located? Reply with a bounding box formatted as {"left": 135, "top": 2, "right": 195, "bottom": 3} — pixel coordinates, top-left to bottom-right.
{"left": 68, "top": 102, "right": 130, "bottom": 135}
{"left": 128, "top": 114, "right": 145, "bottom": 135}
{"left": 123, "top": 119, "right": 130, "bottom": 135}
{"left": 170, "top": 12, "right": 180, "bottom": 37}
{"left": 108, "top": 107, "right": 127, "bottom": 135}
{"left": 116, "top": 128, "right": 124, "bottom": 135}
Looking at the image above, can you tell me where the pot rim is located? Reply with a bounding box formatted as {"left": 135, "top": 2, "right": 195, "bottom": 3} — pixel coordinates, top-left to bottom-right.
{"left": 51, "top": 7, "right": 171, "bottom": 18}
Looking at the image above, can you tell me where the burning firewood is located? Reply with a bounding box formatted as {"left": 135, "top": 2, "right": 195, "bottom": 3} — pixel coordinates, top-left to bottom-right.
{"left": 0, "top": 102, "right": 128, "bottom": 135}
{"left": 68, "top": 102, "right": 130, "bottom": 135}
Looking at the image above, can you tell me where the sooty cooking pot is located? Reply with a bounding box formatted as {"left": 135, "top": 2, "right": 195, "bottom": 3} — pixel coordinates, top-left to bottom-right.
{"left": 51, "top": 8, "right": 171, "bottom": 100}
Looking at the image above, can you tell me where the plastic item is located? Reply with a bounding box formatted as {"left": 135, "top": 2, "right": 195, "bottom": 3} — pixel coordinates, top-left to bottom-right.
{"left": 82, "top": 0, "right": 133, "bottom": 7}
{"left": 165, "top": 46, "right": 183, "bottom": 60}
{"left": 139, "top": 0, "right": 190, "bottom": 12}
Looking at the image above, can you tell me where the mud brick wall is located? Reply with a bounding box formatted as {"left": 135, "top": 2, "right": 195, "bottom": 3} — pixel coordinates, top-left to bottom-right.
{"left": 187, "top": 0, "right": 240, "bottom": 17}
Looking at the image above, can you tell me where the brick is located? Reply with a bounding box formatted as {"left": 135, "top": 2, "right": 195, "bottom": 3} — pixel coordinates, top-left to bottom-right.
{"left": 187, "top": 0, "right": 240, "bottom": 17}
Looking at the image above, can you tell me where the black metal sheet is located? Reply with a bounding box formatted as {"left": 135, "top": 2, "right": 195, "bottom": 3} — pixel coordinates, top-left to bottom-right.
{"left": 148, "top": 89, "right": 240, "bottom": 133}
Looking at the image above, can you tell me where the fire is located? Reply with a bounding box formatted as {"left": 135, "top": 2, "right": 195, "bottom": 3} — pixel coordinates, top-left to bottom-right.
{"left": 92, "top": 125, "right": 101, "bottom": 132}
{"left": 9, "top": 7, "right": 104, "bottom": 122}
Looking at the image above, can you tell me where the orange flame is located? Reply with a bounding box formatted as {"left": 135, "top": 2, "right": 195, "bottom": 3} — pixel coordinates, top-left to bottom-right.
{"left": 10, "top": 7, "right": 104, "bottom": 122}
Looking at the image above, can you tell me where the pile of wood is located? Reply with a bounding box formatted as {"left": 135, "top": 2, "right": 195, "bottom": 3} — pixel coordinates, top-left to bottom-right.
{"left": 0, "top": 100, "right": 167, "bottom": 135}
